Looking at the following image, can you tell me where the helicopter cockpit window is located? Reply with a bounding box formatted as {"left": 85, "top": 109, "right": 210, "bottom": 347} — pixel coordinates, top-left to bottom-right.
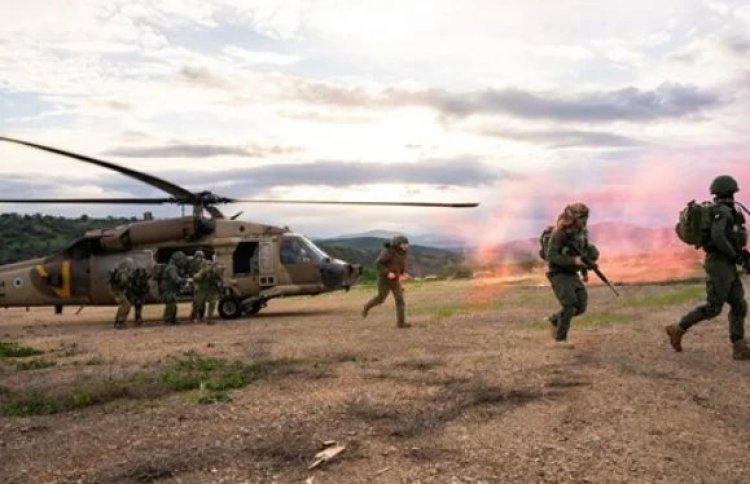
{"left": 280, "top": 236, "right": 329, "bottom": 265}
{"left": 280, "top": 238, "right": 316, "bottom": 265}
{"left": 298, "top": 236, "right": 330, "bottom": 262}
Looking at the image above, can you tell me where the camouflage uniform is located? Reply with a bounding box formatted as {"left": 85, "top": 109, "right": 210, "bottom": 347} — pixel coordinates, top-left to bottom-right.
{"left": 160, "top": 252, "right": 186, "bottom": 325}
{"left": 108, "top": 258, "right": 133, "bottom": 329}
{"left": 193, "top": 261, "right": 225, "bottom": 324}
{"left": 545, "top": 204, "right": 599, "bottom": 343}
{"left": 667, "top": 175, "right": 750, "bottom": 359}
{"left": 362, "top": 235, "right": 410, "bottom": 328}
{"left": 126, "top": 267, "right": 151, "bottom": 325}
{"left": 189, "top": 251, "right": 208, "bottom": 322}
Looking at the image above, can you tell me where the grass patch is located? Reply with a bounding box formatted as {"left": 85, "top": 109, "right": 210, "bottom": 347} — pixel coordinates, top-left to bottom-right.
{"left": 84, "top": 356, "right": 105, "bottom": 366}
{"left": 433, "top": 306, "right": 460, "bottom": 319}
{"left": 56, "top": 342, "right": 80, "bottom": 358}
{"left": 2, "top": 352, "right": 304, "bottom": 417}
{"left": 15, "top": 358, "right": 56, "bottom": 371}
{"left": 0, "top": 341, "right": 44, "bottom": 358}
{"left": 574, "top": 312, "right": 629, "bottom": 327}
{"left": 626, "top": 286, "right": 704, "bottom": 308}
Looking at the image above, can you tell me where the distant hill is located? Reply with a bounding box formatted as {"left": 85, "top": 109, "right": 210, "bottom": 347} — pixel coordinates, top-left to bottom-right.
{"left": 0, "top": 213, "right": 137, "bottom": 265}
{"left": 316, "top": 237, "right": 467, "bottom": 278}
{"left": 329, "top": 230, "right": 466, "bottom": 251}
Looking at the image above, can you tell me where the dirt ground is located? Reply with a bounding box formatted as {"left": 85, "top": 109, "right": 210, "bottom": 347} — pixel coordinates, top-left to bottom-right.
{"left": 2, "top": 278, "right": 750, "bottom": 483}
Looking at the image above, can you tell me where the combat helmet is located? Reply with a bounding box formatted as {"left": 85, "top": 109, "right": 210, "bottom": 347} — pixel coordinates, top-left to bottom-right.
{"left": 710, "top": 175, "right": 739, "bottom": 197}
{"left": 564, "top": 202, "right": 589, "bottom": 220}
{"left": 193, "top": 250, "right": 205, "bottom": 260}
{"left": 391, "top": 235, "right": 410, "bottom": 246}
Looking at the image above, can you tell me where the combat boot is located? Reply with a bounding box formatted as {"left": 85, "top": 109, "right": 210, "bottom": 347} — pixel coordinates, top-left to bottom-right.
{"left": 732, "top": 340, "right": 750, "bottom": 360}
{"left": 362, "top": 304, "right": 370, "bottom": 319}
{"left": 665, "top": 324, "right": 685, "bottom": 352}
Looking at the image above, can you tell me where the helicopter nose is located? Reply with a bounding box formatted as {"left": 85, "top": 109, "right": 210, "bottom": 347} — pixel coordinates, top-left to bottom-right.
{"left": 319, "top": 260, "right": 361, "bottom": 290}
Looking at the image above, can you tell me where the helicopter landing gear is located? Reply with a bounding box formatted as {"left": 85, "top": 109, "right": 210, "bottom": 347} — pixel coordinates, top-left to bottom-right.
{"left": 218, "top": 296, "right": 243, "bottom": 320}
{"left": 242, "top": 297, "right": 267, "bottom": 316}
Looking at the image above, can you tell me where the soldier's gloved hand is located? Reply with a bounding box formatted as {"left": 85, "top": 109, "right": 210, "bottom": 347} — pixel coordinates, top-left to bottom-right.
{"left": 572, "top": 256, "right": 586, "bottom": 268}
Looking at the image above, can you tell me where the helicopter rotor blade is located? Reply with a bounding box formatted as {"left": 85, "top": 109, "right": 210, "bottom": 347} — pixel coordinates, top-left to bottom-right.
{"left": 226, "top": 199, "right": 480, "bottom": 208}
{"left": 0, "top": 137, "right": 195, "bottom": 202}
{"left": 0, "top": 198, "right": 175, "bottom": 205}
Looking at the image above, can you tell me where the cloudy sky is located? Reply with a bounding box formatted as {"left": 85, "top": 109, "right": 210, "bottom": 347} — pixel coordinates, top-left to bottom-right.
{"left": 2, "top": 0, "right": 750, "bottom": 243}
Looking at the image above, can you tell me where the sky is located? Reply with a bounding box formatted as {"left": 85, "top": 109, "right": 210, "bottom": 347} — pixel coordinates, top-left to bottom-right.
{"left": 1, "top": 0, "right": 750, "bottom": 243}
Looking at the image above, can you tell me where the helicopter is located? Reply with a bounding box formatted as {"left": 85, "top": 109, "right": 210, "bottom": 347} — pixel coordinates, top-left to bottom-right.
{"left": 0, "top": 136, "right": 479, "bottom": 320}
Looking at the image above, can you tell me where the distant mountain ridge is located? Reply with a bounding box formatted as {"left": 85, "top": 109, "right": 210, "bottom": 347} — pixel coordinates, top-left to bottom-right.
{"left": 329, "top": 230, "right": 466, "bottom": 251}
{"left": 316, "top": 236, "right": 465, "bottom": 278}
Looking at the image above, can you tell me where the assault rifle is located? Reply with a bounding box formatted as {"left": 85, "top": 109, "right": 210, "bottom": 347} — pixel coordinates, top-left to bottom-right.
{"left": 564, "top": 240, "right": 620, "bottom": 297}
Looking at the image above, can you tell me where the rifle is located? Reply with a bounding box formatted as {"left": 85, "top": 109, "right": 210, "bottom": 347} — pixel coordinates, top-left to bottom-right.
{"left": 565, "top": 239, "right": 620, "bottom": 297}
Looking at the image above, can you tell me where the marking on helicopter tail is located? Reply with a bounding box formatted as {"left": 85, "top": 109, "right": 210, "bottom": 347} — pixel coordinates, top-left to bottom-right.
{"left": 35, "top": 265, "right": 49, "bottom": 277}
{"left": 52, "top": 260, "right": 72, "bottom": 299}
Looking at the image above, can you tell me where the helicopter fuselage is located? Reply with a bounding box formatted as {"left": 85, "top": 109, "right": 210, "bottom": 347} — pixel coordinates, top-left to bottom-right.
{"left": 0, "top": 216, "right": 361, "bottom": 319}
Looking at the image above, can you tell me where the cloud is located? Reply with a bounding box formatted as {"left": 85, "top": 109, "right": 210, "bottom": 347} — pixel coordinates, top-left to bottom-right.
{"left": 0, "top": 157, "right": 511, "bottom": 201}
{"left": 284, "top": 79, "right": 721, "bottom": 122}
{"left": 104, "top": 143, "right": 303, "bottom": 158}
{"left": 475, "top": 127, "right": 642, "bottom": 148}
{"left": 160, "top": 157, "right": 514, "bottom": 195}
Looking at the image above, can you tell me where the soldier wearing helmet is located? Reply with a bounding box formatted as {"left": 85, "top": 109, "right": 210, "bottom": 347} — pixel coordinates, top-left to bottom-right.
{"left": 362, "top": 235, "right": 411, "bottom": 328}
{"left": 544, "top": 203, "right": 599, "bottom": 345}
{"left": 188, "top": 250, "right": 208, "bottom": 322}
{"left": 667, "top": 175, "right": 750, "bottom": 360}
{"left": 108, "top": 258, "right": 134, "bottom": 329}
{"left": 160, "top": 251, "right": 187, "bottom": 325}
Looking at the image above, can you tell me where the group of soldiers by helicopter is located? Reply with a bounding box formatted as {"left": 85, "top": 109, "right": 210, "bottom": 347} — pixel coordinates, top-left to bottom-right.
{"left": 107, "top": 250, "right": 225, "bottom": 328}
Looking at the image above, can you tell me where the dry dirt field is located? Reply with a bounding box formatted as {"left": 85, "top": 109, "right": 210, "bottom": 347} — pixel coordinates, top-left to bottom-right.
{"left": 2, "top": 278, "right": 750, "bottom": 483}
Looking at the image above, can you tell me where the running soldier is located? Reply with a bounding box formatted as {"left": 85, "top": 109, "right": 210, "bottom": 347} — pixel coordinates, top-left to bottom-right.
{"left": 666, "top": 175, "right": 750, "bottom": 360}
{"left": 544, "top": 203, "right": 600, "bottom": 345}
{"left": 362, "top": 235, "right": 411, "bottom": 328}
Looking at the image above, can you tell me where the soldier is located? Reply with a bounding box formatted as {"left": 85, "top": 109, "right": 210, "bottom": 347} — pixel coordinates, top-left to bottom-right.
{"left": 127, "top": 266, "right": 151, "bottom": 325}
{"left": 108, "top": 258, "right": 133, "bottom": 329}
{"left": 544, "top": 203, "right": 599, "bottom": 345}
{"left": 362, "top": 235, "right": 411, "bottom": 328}
{"left": 189, "top": 250, "right": 206, "bottom": 276}
{"left": 193, "top": 261, "right": 225, "bottom": 324}
{"left": 666, "top": 175, "right": 750, "bottom": 360}
{"left": 160, "top": 251, "right": 186, "bottom": 325}
{"left": 188, "top": 250, "right": 208, "bottom": 322}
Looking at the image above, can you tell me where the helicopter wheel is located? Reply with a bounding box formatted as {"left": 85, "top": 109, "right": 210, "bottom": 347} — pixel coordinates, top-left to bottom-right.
{"left": 218, "top": 296, "right": 243, "bottom": 320}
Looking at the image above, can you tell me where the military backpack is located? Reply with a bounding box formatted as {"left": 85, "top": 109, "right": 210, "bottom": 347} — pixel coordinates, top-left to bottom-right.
{"left": 152, "top": 263, "right": 166, "bottom": 283}
{"left": 539, "top": 226, "right": 554, "bottom": 261}
{"left": 675, "top": 200, "right": 714, "bottom": 248}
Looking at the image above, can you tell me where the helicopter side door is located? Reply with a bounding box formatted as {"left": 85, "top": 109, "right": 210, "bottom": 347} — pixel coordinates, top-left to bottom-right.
{"left": 230, "top": 241, "right": 262, "bottom": 295}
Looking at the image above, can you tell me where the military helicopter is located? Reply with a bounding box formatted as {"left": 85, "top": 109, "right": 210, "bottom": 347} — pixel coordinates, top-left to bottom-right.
{"left": 0, "top": 137, "right": 479, "bottom": 320}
